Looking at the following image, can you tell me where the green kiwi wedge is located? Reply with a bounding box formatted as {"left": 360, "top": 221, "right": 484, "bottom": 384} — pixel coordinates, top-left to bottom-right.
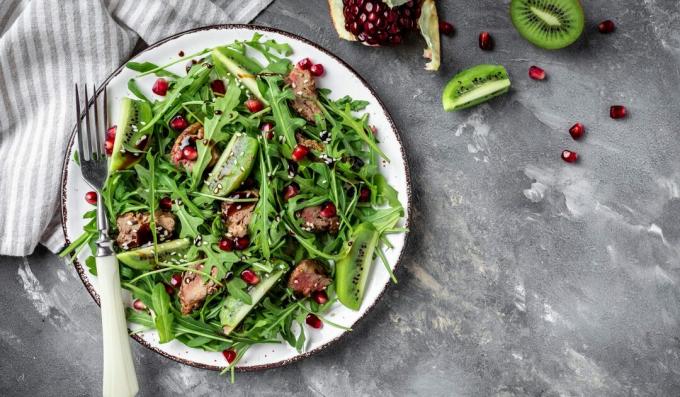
{"left": 510, "top": 0, "right": 585, "bottom": 50}
{"left": 442, "top": 64, "right": 511, "bottom": 112}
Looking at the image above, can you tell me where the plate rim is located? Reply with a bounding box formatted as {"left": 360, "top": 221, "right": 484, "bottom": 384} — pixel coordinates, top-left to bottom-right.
{"left": 59, "top": 23, "right": 413, "bottom": 372}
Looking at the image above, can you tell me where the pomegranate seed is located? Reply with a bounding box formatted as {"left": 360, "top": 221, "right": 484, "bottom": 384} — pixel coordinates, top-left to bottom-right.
{"left": 569, "top": 123, "right": 585, "bottom": 140}
{"left": 132, "top": 299, "right": 147, "bottom": 311}
{"left": 223, "top": 349, "right": 237, "bottom": 364}
{"left": 182, "top": 146, "right": 198, "bottom": 161}
{"left": 439, "top": 20, "right": 454, "bottom": 36}
{"left": 610, "top": 105, "right": 627, "bottom": 119}
{"left": 319, "top": 202, "right": 337, "bottom": 218}
{"left": 85, "top": 191, "right": 97, "bottom": 205}
{"left": 234, "top": 236, "right": 250, "bottom": 250}
{"left": 561, "top": 150, "right": 579, "bottom": 163}
{"left": 283, "top": 184, "right": 300, "bottom": 201}
{"left": 306, "top": 314, "right": 323, "bottom": 329}
{"left": 164, "top": 283, "right": 175, "bottom": 295}
{"left": 479, "top": 31, "right": 493, "bottom": 51}
{"left": 218, "top": 238, "right": 234, "bottom": 251}
{"left": 598, "top": 20, "right": 615, "bottom": 33}
{"left": 211, "top": 80, "right": 226, "bottom": 95}
{"left": 297, "top": 58, "right": 313, "bottom": 70}
{"left": 312, "top": 290, "right": 328, "bottom": 305}
{"left": 260, "top": 122, "right": 275, "bottom": 140}
{"left": 310, "top": 64, "right": 325, "bottom": 77}
{"left": 170, "top": 274, "right": 182, "bottom": 287}
{"left": 245, "top": 98, "right": 264, "bottom": 113}
{"left": 159, "top": 197, "right": 173, "bottom": 210}
{"left": 170, "top": 115, "right": 188, "bottom": 131}
{"left": 358, "top": 187, "right": 371, "bottom": 202}
{"left": 291, "top": 145, "right": 310, "bottom": 162}
{"left": 106, "top": 125, "right": 117, "bottom": 140}
{"left": 152, "top": 78, "right": 169, "bottom": 96}
{"left": 528, "top": 66, "right": 546, "bottom": 80}
{"left": 240, "top": 269, "right": 260, "bottom": 285}
{"left": 105, "top": 139, "right": 114, "bottom": 156}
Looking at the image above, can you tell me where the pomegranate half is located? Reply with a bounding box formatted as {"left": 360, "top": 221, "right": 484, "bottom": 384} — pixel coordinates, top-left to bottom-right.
{"left": 327, "top": 0, "right": 441, "bottom": 71}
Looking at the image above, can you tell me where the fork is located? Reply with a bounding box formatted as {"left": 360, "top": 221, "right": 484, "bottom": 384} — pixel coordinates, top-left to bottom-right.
{"left": 75, "top": 84, "right": 139, "bottom": 397}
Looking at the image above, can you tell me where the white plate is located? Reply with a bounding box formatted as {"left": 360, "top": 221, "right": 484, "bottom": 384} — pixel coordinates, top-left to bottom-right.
{"left": 60, "top": 25, "right": 411, "bottom": 371}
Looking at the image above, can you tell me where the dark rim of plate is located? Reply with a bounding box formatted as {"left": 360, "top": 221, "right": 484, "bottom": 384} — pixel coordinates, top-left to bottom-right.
{"left": 59, "top": 24, "right": 413, "bottom": 372}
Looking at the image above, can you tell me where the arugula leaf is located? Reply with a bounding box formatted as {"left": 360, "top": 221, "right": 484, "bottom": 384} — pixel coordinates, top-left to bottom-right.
{"left": 151, "top": 283, "right": 175, "bottom": 343}
{"left": 227, "top": 278, "right": 253, "bottom": 305}
{"left": 264, "top": 76, "right": 305, "bottom": 151}
{"left": 126, "top": 61, "right": 179, "bottom": 78}
{"left": 173, "top": 204, "right": 203, "bottom": 238}
{"left": 128, "top": 79, "right": 150, "bottom": 103}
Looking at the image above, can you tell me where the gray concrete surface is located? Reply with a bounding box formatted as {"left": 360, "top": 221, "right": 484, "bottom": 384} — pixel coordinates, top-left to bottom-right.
{"left": 3, "top": 0, "right": 680, "bottom": 395}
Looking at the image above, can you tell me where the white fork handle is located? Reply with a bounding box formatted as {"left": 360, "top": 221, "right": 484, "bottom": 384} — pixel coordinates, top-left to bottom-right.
{"left": 96, "top": 255, "right": 139, "bottom": 397}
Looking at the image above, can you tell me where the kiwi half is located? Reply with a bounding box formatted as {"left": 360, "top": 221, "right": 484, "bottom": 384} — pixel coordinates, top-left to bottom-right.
{"left": 510, "top": 0, "right": 585, "bottom": 50}
{"left": 442, "top": 64, "right": 511, "bottom": 112}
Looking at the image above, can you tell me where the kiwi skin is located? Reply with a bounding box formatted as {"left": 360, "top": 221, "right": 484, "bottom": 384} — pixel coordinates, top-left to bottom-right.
{"left": 510, "top": 0, "right": 585, "bottom": 50}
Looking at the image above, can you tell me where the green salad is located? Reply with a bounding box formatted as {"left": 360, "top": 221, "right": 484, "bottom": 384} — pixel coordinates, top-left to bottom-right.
{"left": 62, "top": 34, "right": 405, "bottom": 374}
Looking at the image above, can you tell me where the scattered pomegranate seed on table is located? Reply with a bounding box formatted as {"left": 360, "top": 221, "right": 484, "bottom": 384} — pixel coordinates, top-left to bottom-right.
{"left": 297, "top": 57, "right": 313, "bottom": 70}
{"left": 234, "top": 236, "right": 250, "bottom": 250}
{"left": 182, "top": 146, "right": 198, "bottom": 161}
{"left": 159, "top": 197, "right": 173, "bottom": 210}
{"left": 240, "top": 269, "right": 260, "bottom": 285}
{"left": 306, "top": 314, "right": 323, "bottom": 329}
{"left": 85, "top": 191, "right": 97, "bottom": 205}
{"left": 210, "top": 79, "right": 226, "bottom": 95}
{"left": 312, "top": 290, "right": 329, "bottom": 305}
{"left": 610, "top": 105, "right": 627, "bottom": 119}
{"left": 245, "top": 98, "right": 264, "bottom": 113}
{"left": 218, "top": 238, "right": 234, "bottom": 252}
{"left": 152, "top": 78, "right": 169, "bottom": 96}
{"left": 569, "top": 123, "right": 585, "bottom": 140}
{"left": 439, "top": 20, "right": 455, "bottom": 36}
{"left": 132, "top": 299, "right": 147, "bottom": 311}
{"left": 223, "top": 349, "right": 237, "bottom": 364}
{"left": 561, "top": 150, "right": 579, "bottom": 163}
{"left": 479, "top": 31, "right": 493, "bottom": 51}
{"left": 319, "top": 202, "right": 337, "bottom": 218}
{"left": 310, "top": 63, "right": 325, "bottom": 76}
{"left": 598, "top": 20, "right": 616, "bottom": 33}
{"left": 291, "top": 145, "right": 310, "bottom": 162}
{"left": 170, "top": 115, "right": 188, "bottom": 131}
{"left": 283, "top": 184, "right": 300, "bottom": 201}
{"left": 528, "top": 66, "right": 546, "bottom": 80}
{"left": 170, "top": 274, "right": 182, "bottom": 287}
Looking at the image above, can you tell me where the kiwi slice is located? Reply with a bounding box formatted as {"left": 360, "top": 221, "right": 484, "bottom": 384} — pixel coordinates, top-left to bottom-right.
{"left": 442, "top": 64, "right": 511, "bottom": 112}
{"left": 336, "top": 222, "right": 380, "bottom": 311}
{"left": 109, "top": 97, "right": 153, "bottom": 171}
{"left": 117, "top": 238, "right": 191, "bottom": 270}
{"left": 510, "top": 0, "right": 585, "bottom": 50}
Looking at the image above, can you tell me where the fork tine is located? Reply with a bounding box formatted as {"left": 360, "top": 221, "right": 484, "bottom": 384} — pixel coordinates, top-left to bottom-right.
{"left": 75, "top": 84, "right": 85, "bottom": 163}
{"left": 103, "top": 87, "right": 108, "bottom": 130}
{"left": 93, "top": 83, "right": 102, "bottom": 158}
{"left": 84, "top": 84, "right": 93, "bottom": 161}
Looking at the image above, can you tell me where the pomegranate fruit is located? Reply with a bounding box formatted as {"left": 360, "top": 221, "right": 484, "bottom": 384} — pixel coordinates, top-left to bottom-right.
{"left": 152, "top": 78, "right": 169, "bottom": 96}
{"left": 312, "top": 290, "right": 329, "bottom": 305}
{"left": 182, "top": 146, "right": 198, "bottom": 161}
{"left": 170, "top": 274, "right": 183, "bottom": 287}
{"left": 310, "top": 63, "right": 325, "bottom": 77}
{"left": 320, "top": 202, "right": 337, "bottom": 218}
{"left": 569, "top": 123, "right": 585, "bottom": 140}
{"left": 598, "top": 20, "right": 615, "bottom": 33}
{"left": 170, "top": 115, "right": 188, "bottom": 131}
{"left": 164, "top": 283, "right": 175, "bottom": 295}
{"left": 211, "top": 79, "right": 226, "bottom": 95}
{"left": 291, "top": 145, "right": 310, "bottom": 162}
{"left": 561, "top": 150, "right": 579, "bottom": 163}
{"left": 306, "top": 313, "right": 324, "bottom": 329}
{"left": 297, "top": 57, "right": 313, "bottom": 70}
{"left": 133, "top": 299, "right": 147, "bottom": 311}
{"left": 528, "top": 66, "right": 546, "bottom": 80}
{"left": 85, "top": 191, "right": 97, "bottom": 205}
{"left": 439, "top": 20, "right": 454, "bottom": 36}
{"left": 245, "top": 98, "right": 264, "bottom": 113}
{"left": 327, "top": 0, "right": 441, "bottom": 70}
{"left": 159, "top": 197, "right": 173, "bottom": 210}
{"left": 283, "top": 184, "right": 300, "bottom": 201}
{"left": 223, "top": 349, "right": 237, "bottom": 364}
{"left": 479, "top": 31, "right": 493, "bottom": 50}
{"left": 358, "top": 186, "right": 371, "bottom": 202}
{"left": 610, "top": 105, "right": 627, "bottom": 119}
{"left": 240, "top": 269, "right": 260, "bottom": 285}
{"left": 234, "top": 236, "right": 250, "bottom": 250}
{"left": 219, "top": 238, "right": 234, "bottom": 251}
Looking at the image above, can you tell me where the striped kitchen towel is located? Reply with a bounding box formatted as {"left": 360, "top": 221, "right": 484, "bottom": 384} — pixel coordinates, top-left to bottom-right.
{"left": 0, "top": 0, "right": 274, "bottom": 256}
